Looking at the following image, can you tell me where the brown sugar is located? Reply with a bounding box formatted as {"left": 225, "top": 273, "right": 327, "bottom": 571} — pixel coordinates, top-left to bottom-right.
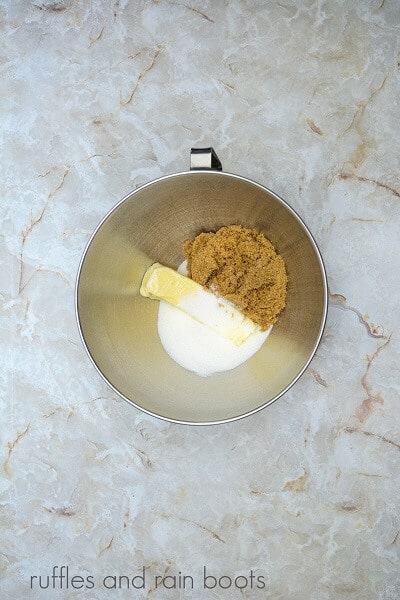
{"left": 184, "top": 225, "right": 287, "bottom": 330}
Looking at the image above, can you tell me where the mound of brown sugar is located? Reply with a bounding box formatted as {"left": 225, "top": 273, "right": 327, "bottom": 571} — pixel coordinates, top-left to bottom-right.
{"left": 184, "top": 225, "right": 287, "bottom": 330}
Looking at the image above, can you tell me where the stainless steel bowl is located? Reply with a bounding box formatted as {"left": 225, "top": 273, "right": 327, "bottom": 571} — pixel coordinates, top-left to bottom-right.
{"left": 76, "top": 148, "right": 327, "bottom": 425}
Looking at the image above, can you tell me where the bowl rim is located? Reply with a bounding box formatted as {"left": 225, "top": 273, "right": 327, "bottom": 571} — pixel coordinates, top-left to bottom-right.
{"left": 75, "top": 169, "right": 328, "bottom": 425}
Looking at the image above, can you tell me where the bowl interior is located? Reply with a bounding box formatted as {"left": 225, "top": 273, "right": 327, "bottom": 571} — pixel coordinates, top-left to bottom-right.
{"left": 76, "top": 171, "right": 327, "bottom": 424}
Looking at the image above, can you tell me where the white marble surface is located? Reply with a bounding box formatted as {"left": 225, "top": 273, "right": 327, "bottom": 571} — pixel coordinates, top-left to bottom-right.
{"left": 2, "top": 0, "right": 400, "bottom": 598}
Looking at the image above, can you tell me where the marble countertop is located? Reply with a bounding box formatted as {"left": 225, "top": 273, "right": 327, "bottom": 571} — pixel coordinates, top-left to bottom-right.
{"left": 2, "top": 1, "right": 400, "bottom": 598}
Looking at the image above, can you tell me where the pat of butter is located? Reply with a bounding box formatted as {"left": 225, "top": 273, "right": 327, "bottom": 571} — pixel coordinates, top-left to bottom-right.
{"left": 140, "top": 262, "right": 200, "bottom": 305}
{"left": 140, "top": 263, "right": 259, "bottom": 345}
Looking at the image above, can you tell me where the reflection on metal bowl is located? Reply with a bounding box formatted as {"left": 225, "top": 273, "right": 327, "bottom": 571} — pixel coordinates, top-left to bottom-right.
{"left": 76, "top": 149, "right": 327, "bottom": 425}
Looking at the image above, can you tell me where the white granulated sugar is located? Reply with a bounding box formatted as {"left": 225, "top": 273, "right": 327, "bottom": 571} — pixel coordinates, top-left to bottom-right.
{"left": 157, "top": 262, "right": 271, "bottom": 377}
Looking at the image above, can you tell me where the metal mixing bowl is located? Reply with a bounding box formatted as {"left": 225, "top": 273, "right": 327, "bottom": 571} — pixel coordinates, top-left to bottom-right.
{"left": 76, "top": 151, "right": 327, "bottom": 424}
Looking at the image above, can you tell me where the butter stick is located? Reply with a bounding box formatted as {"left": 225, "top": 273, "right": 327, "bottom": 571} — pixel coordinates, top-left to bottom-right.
{"left": 140, "top": 263, "right": 259, "bottom": 345}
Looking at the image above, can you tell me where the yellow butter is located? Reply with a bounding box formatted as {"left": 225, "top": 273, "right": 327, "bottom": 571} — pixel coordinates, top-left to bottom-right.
{"left": 140, "top": 263, "right": 259, "bottom": 345}
{"left": 140, "top": 263, "right": 200, "bottom": 304}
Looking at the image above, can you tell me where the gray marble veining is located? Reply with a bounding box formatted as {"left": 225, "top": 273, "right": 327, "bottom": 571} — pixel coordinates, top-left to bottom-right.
{"left": 1, "top": 1, "right": 400, "bottom": 598}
